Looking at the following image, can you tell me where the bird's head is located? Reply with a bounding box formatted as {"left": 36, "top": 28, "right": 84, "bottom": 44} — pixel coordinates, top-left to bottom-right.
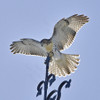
{"left": 40, "top": 39, "right": 51, "bottom": 46}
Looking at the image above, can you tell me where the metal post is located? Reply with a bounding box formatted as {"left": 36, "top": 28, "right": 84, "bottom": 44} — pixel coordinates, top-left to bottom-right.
{"left": 44, "top": 54, "right": 50, "bottom": 100}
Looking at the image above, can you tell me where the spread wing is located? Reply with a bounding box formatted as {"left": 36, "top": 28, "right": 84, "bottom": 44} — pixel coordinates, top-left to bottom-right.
{"left": 10, "top": 38, "right": 47, "bottom": 57}
{"left": 51, "top": 14, "right": 89, "bottom": 50}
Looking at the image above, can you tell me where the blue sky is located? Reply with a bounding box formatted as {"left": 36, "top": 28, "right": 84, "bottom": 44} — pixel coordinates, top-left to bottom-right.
{"left": 0, "top": 0, "right": 100, "bottom": 100}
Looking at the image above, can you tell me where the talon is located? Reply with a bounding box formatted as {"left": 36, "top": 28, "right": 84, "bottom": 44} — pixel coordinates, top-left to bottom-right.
{"left": 49, "top": 51, "right": 54, "bottom": 57}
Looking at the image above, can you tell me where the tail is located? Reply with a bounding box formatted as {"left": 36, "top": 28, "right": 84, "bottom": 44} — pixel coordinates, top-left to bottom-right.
{"left": 49, "top": 54, "right": 80, "bottom": 77}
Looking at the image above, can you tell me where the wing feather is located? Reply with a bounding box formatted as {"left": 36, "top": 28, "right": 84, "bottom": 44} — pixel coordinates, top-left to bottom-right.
{"left": 10, "top": 38, "right": 47, "bottom": 57}
{"left": 51, "top": 14, "right": 89, "bottom": 50}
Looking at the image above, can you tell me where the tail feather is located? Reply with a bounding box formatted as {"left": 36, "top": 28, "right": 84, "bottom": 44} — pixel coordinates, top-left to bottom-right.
{"left": 49, "top": 54, "right": 80, "bottom": 77}
{"left": 57, "top": 65, "right": 65, "bottom": 76}
{"left": 56, "top": 67, "right": 61, "bottom": 76}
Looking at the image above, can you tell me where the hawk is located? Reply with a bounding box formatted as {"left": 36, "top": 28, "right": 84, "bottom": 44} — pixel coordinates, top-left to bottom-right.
{"left": 10, "top": 14, "right": 89, "bottom": 77}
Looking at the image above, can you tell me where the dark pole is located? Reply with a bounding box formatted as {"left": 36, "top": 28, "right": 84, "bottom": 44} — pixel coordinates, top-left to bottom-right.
{"left": 44, "top": 54, "right": 50, "bottom": 100}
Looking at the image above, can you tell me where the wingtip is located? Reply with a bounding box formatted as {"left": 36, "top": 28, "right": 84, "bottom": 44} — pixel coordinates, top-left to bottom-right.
{"left": 69, "top": 14, "right": 89, "bottom": 24}
{"left": 74, "top": 14, "right": 89, "bottom": 17}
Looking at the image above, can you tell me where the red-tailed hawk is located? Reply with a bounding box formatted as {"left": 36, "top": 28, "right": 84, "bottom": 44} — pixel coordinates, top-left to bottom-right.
{"left": 10, "top": 14, "right": 89, "bottom": 77}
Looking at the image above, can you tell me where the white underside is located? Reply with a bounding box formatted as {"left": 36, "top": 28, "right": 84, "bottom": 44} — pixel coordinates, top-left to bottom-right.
{"left": 49, "top": 49, "right": 80, "bottom": 77}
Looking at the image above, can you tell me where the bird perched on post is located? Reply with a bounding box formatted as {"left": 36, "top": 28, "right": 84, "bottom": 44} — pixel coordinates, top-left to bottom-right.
{"left": 10, "top": 14, "right": 89, "bottom": 77}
